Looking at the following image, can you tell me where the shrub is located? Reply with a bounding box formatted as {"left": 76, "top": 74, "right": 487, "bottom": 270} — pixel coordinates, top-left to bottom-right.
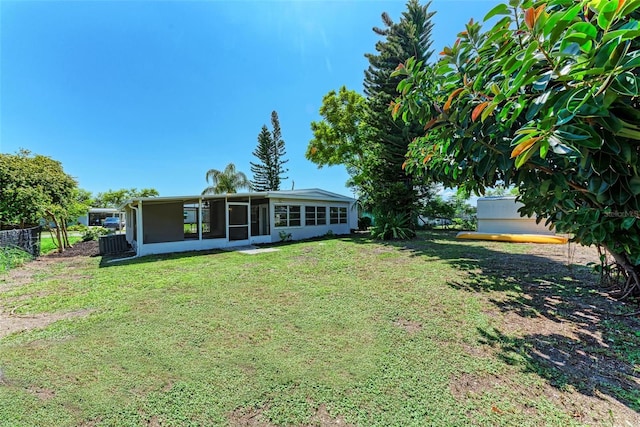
{"left": 358, "top": 216, "right": 372, "bottom": 230}
{"left": 82, "top": 227, "right": 110, "bottom": 242}
{"left": 370, "top": 212, "right": 415, "bottom": 240}
{"left": 452, "top": 217, "right": 477, "bottom": 231}
{"left": 278, "top": 230, "right": 292, "bottom": 242}
{"left": 67, "top": 224, "right": 88, "bottom": 232}
{"left": 0, "top": 246, "right": 32, "bottom": 272}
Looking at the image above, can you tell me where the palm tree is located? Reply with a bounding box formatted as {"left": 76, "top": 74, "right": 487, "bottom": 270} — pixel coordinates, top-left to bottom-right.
{"left": 202, "top": 163, "right": 251, "bottom": 195}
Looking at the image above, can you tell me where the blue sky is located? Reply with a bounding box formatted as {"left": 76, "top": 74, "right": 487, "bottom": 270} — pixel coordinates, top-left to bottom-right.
{"left": 1, "top": 0, "right": 500, "bottom": 198}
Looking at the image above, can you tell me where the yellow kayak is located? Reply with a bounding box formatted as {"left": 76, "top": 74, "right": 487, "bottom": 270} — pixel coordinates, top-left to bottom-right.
{"left": 456, "top": 232, "right": 568, "bottom": 244}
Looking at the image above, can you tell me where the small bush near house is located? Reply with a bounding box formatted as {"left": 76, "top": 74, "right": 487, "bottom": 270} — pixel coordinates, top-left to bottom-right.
{"left": 67, "top": 224, "right": 89, "bottom": 232}
{"left": 82, "top": 227, "right": 110, "bottom": 242}
{"left": 452, "top": 217, "right": 477, "bottom": 231}
{"left": 0, "top": 245, "right": 32, "bottom": 272}
{"left": 358, "top": 216, "right": 372, "bottom": 231}
{"left": 370, "top": 212, "right": 415, "bottom": 240}
{"left": 278, "top": 231, "right": 292, "bottom": 242}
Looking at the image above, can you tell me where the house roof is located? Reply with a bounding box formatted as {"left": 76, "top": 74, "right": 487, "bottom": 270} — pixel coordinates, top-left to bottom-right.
{"left": 88, "top": 208, "right": 121, "bottom": 213}
{"left": 119, "top": 188, "right": 355, "bottom": 209}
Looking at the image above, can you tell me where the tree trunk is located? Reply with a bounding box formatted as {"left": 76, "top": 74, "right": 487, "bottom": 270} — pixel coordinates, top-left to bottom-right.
{"left": 46, "top": 210, "right": 64, "bottom": 253}
{"left": 61, "top": 219, "right": 71, "bottom": 248}
{"left": 604, "top": 246, "right": 640, "bottom": 299}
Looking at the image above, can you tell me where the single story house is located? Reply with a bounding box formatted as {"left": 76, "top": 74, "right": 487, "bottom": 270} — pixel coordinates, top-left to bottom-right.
{"left": 77, "top": 208, "right": 123, "bottom": 226}
{"left": 120, "top": 188, "right": 358, "bottom": 257}
{"left": 477, "top": 196, "right": 554, "bottom": 235}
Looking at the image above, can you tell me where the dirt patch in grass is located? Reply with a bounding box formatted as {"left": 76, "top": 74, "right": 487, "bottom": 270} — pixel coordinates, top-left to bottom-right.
{"left": 0, "top": 241, "right": 99, "bottom": 339}
{"left": 310, "top": 404, "right": 353, "bottom": 426}
{"left": 450, "top": 372, "right": 502, "bottom": 400}
{"left": 393, "top": 318, "right": 423, "bottom": 334}
{"left": 0, "top": 309, "right": 93, "bottom": 339}
{"left": 229, "top": 403, "right": 352, "bottom": 427}
{"left": 229, "top": 406, "right": 276, "bottom": 427}
{"left": 28, "top": 386, "right": 56, "bottom": 401}
{"left": 146, "top": 415, "right": 161, "bottom": 427}
{"left": 78, "top": 418, "right": 103, "bottom": 427}
{"left": 0, "top": 241, "right": 99, "bottom": 292}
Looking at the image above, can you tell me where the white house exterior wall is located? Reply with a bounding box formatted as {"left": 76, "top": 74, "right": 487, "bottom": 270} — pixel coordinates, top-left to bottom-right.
{"left": 137, "top": 238, "right": 237, "bottom": 257}
{"left": 268, "top": 198, "right": 353, "bottom": 242}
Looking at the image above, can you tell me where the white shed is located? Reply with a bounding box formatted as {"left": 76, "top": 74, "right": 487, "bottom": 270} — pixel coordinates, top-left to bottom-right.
{"left": 476, "top": 196, "right": 554, "bottom": 235}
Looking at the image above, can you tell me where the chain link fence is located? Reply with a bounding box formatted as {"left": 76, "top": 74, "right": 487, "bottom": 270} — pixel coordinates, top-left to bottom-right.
{"left": 0, "top": 226, "right": 41, "bottom": 257}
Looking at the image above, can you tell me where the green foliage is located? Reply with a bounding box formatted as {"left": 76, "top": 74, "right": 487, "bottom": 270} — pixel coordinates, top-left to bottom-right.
{"left": 395, "top": 1, "right": 640, "bottom": 278}
{"left": 452, "top": 217, "right": 477, "bottom": 231}
{"left": 93, "top": 188, "right": 159, "bottom": 208}
{"left": 485, "top": 184, "right": 515, "bottom": 197}
{"left": 360, "top": 0, "right": 436, "bottom": 218}
{"left": 278, "top": 230, "right": 292, "bottom": 242}
{"left": 0, "top": 150, "right": 78, "bottom": 254}
{"left": 451, "top": 188, "right": 477, "bottom": 220}
{"left": 82, "top": 227, "right": 109, "bottom": 242}
{"left": 370, "top": 212, "right": 416, "bottom": 240}
{"left": 422, "top": 195, "right": 456, "bottom": 220}
{"left": 307, "top": 1, "right": 436, "bottom": 224}
{"left": 307, "top": 87, "right": 371, "bottom": 191}
{"left": 251, "top": 111, "right": 289, "bottom": 191}
{"left": 202, "top": 163, "right": 251, "bottom": 195}
{"left": 0, "top": 246, "right": 32, "bottom": 273}
{"left": 0, "top": 150, "right": 77, "bottom": 228}
{"left": 358, "top": 216, "right": 373, "bottom": 230}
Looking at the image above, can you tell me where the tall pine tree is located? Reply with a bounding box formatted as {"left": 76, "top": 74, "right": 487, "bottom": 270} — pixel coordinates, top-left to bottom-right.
{"left": 251, "top": 126, "right": 272, "bottom": 192}
{"left": 362, "top": 0, "right": 435, "bottom": 219}
{"left": 251, "top": 111, "right": 289, "bottom": 191}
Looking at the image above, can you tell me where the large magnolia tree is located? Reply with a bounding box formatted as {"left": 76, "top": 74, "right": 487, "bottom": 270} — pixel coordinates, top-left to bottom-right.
{"left": 394, "top": 0, "right": 640, "bottom": 296}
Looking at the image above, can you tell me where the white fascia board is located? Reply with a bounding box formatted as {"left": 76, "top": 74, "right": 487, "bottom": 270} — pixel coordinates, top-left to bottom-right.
{"left": 120, "top": 189, "right": 354, "bottom": 210}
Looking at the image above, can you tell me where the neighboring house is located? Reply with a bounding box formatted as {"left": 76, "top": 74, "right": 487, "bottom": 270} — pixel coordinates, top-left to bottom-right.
{"left": 120, "top": 189, "right": 358, "bottom": 257}
{"left": 77, "top": 208, "right": 122, "bottom": 226}
{"left": 476, "top": 196, "right": 554, "bottom": 235}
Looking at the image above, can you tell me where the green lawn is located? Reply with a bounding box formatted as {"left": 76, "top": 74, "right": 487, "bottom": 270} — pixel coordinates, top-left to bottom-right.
{"left": 40, "top": 234, "right": 83, "bottom": 255}
{"left": 0, "top": 232, "right": 638, "bottom": 426}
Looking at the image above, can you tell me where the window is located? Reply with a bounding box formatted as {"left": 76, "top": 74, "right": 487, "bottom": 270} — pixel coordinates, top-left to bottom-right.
{"left": 339, "top": 207, "right": 347, "bottom": 224}
{"left": 274, "top": 205, "right": 301, "bottom": 227}
{"left": 305, "top": 206, "right": 327, "bottom": 226}
{"left": 330, "top": 207, "right": 348, "bottom": 224}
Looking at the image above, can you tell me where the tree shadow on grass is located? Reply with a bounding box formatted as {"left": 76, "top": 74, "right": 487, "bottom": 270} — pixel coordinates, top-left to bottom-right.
{"left": 345, "top": 231, "right": 640, "bottom": 413}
